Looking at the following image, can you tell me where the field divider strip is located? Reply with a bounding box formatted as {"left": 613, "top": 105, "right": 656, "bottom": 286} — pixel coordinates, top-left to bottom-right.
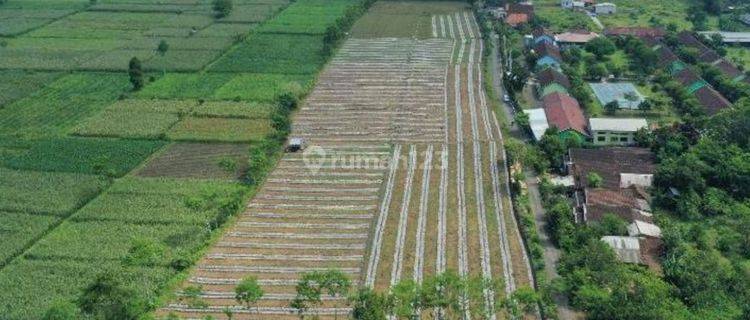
{"left": 365, "top": 145, "right": 402, "bottom": 287}
{"left": 390, "top": 145, "right": 417, "bottom": 286}
{"left": 414, "top": 144, "right": 434, "bottom": 283}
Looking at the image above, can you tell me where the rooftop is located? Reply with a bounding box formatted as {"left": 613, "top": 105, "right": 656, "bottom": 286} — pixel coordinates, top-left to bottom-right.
{"left": 569, "top": 147, "right": 656, "bottom": 190}
{"left": 534, "top": 41, "right": 563, "bottom": 62}
{"left": 694, "top": 85, "right": 732, "bottom": 115}
{"left": 698, "top": 31, "right": 750, "bottom": 43}
{"left": 604, "top": 27, "right": 666, "bottom": 38}
{"left": 543, "top": 92, "right": 587, "bottom": 136}
{"left": 628, "top": 220, "right": 662, "bottom": 238}
{"left": 555, "top": 31, "right": 599, "bottom": 43}
{"left": 524, "top": 108, "right": 550, "bottom": 141}
{"left": 589, "top": 118, "right": 647, "bottom": 132}
{"left": 537, "top": 68, "right": 571, "bottom": 89}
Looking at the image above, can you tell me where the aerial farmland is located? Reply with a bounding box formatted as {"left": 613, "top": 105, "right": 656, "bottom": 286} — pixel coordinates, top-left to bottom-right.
{"left": 0, "top": 0, "right": 536, "bottom": 319}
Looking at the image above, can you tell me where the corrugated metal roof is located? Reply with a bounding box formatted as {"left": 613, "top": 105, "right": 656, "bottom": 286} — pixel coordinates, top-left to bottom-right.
{"left": 601, "top": 236, "right": 643, "bottom": 264}
{"left": 524, "top": 108, "right": 549, "bottom": 141}
{"left": 627, "top": 220, "right": 662, "bottom": 238}
{"left": 589, "top": 118, "right": 647, "bottom": 132}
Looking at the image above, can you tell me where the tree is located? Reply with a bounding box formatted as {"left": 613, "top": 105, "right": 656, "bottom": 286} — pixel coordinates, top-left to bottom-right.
{"left": 212, "top": 0, "right": 233, "bottom": 18}
{"left": 420, "top": 270, "right": 464, "bottom": 319}
{"left": 128, "top": 57, "right": 144, "bottom": 91}
{"left": 157, "top": 39, "right": 169, "bottom": 56}
{"left": 390, "top": 280, "right": 420, "bottom": 319}
{"left": 638, "top": 98, "right": 653, "bottom": 112}
{"left": 77, "top": 271, "right": 147, "bottom": 320}
{"left": 599, "top": 213, "right": 628, "bottom": 235}
{"left": 586, "top": 63, "right": 608, "bottom": 80}
{"left": 604, "top": 100, "right": 619, "bottom": 115}
{"left": 43, "top": 301, "right": 78, "bottom": 320}
{"left": 291, "top": 269, "right": 351, "bottom": 319}
{"left": 585, "top": 37, "right": 616, "bottom": 60}
{"left": 587, "top": 172, "right": 603, "bottom": 188}
{"left": 235, "top": 276, "right": 264, "bottom": 311}
{"left": 350, "top": 288, "right": 391, "bottom": 320}
{"left": 506, "top": 286, "right": 539, "bottom": 318}
{"left": 122, "top": 238, "right": 166, "bottom": 267}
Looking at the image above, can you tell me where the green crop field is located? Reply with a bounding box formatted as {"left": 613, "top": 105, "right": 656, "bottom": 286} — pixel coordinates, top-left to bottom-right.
{"left": 0, "top": 0, "right": 367, "bottom": 317}
{"left": 0, "top": 167, "right": 109, "bottom": 215}
{"left": 214, "top": 72, "right": 314, "bottom": 101}
{"left": 0, "top": 177, "right": 248, "bottom": 319}
{"left": 0, "top": 137, "right": 165, "bottom": 176}
{"left": 210, "top": 33, "right": 326, "bottom": 74}
{"left": 167, "top": 117, "right": 273, "bottom": 142}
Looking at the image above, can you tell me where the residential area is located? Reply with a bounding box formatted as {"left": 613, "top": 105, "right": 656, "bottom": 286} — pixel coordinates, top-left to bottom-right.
{"left": 482, "top": 0, "right": 750, "bottom": 318}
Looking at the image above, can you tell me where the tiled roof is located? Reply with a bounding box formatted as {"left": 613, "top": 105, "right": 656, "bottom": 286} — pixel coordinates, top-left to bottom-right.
{"left": 656, "top": 46, "right": 679, "bottom": 67}
{"left": 505, "top": 13, "right": 529, "bottom": 26}
{"left": 673, "top": 68, "right": 707, "bottom": 93}
{"left": 537, "top": 68, "right": 571, "bottom": 89}
{"left": 694, "top": 86, "right": 732, "bottom": 115}
{"left": 714, "top": 59, "right": 744, "bottom": 80}
{"left": 543, "top": 92, "right": 587, "bottom": 135}
{"left": 534, "top": 41, "right": 562, "bottom": 62}
{"left": 555, "top": 31, "right": 599, "bottom": 43}
{"left": 604, "top": 27, "right": 666, "bottom": 38}
{"left": 507, "top": 3, "right": 534, "bottom": 15}
{"left": 570, "top": 147, "right": 656, "bottom": 190}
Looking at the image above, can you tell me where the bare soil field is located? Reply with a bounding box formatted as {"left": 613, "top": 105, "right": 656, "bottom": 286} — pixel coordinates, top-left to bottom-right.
{"left": 160, "top": 2, "right": 533, "bottom": 318}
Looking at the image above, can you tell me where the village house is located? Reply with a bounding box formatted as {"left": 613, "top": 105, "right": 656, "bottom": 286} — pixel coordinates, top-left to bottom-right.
{"left": 568, "top": 147, "right": 656, "bottom": 224}
{"left": 604, "top": 27, "right": 666, "bottom": 39}
{"left": 533, "top": 41, "right": 563, "bottom": 70}
{"left": 740, "top": 13, "right": 750, "bottom": 26}
{"left": 505, "top": 3, "right": 534, "bottom": 27}
{"left": 589, "top": 118, "right": 647, "bottom": 146}
{"left": 594, "top": 2, "right": 616, "bottom": 14}
{"left": 555, "top": 30, "right": 599, "bottom": 48}
{"left": 532, "top": 28, "right": 555, "bottom": 46}
{"left": 543, "top": 92, "right": 589, "bottom": 142}
{"left": 601, "top": 236, "right": 663, "bottom": 272}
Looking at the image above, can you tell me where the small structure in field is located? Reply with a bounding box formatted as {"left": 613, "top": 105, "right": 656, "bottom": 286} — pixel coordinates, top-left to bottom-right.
{"left": 533, "top": 42, "right": 563, "bottom": 70}
{"left": 594, "top": 2, "right": 616, "bottom": 14}
{"left": 286, "top": 137, "right": 306, "bottom": 152}
{"left": 589, "top": 82, "right": 644, "bottom": 109}
{"left": 601, "top": 236, "right": 663, "bottom": 271}
{"left": 589, "top": 118, "right": 647, "bottom": 146}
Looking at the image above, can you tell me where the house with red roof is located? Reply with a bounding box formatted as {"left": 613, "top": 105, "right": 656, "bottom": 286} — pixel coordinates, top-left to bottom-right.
{"left": 505, "top": 3, "right": 534, "bottom": 27}
{"left": 604, "top": 27, "right": 666, "bottom": 39}
{"left": 543, "top": 92, "right": 588, "bottom": 142}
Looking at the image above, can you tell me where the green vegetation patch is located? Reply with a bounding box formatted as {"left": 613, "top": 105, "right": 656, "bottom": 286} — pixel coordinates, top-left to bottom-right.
{"left": 0, "top": 71, "right": 61, "bottom": 108}
{"left": 196, "top": 22, "right": 256, "bottom": 38}
{"left": 137, "top": 73, "right": 233, "bottom": 100}
{"left": 0, "top": 73, "right": 129, "bottom": 138}
{"left": 594, "top": 0, "right": 693, "bottom": 30}
{"left": 79, "top": 49, "right": 156, "bottom": 71}
{"left": 213, "top": 73, "right": 313, "bottom": 102}
{"left": 0, "top": 177, "right": 248, "bottom": 319}
{"left": 0, "top": 167, "right": 109, "bottom": 215}
{"left": 72, "top": 111, "right": 180, "bottom": 139}
{"left": 0, "top": 211, "right": 60, "bottom": 266}
{"left": 1, "top": 137, "right": 165, "bottom": 177}
{"left": 143, "top": 49, "right": 223, "bottom": 72}
{"left": 0, "top": 48, "right": 102, "bottom": 70}
{"left": 220, "top": 4, "right": 286, "bottom": 23}
{"left": 534, "top": 0, "right": 597, "bottom": 32}
{"left": 167, "top": 117, "right": 272, "bottom": 142}
{"left": 193, "top": 100, "right": 277, "bottom": 119}
{"left": 257, "top": 0, "right": 353, "bottom": 35}
{"left": 209, "top": 33, "right": 325, "bottom": 74}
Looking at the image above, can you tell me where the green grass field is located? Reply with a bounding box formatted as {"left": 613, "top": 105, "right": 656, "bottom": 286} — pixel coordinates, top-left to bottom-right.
{"left": 726, "top": 47, "right": 750, "bottom": 71}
